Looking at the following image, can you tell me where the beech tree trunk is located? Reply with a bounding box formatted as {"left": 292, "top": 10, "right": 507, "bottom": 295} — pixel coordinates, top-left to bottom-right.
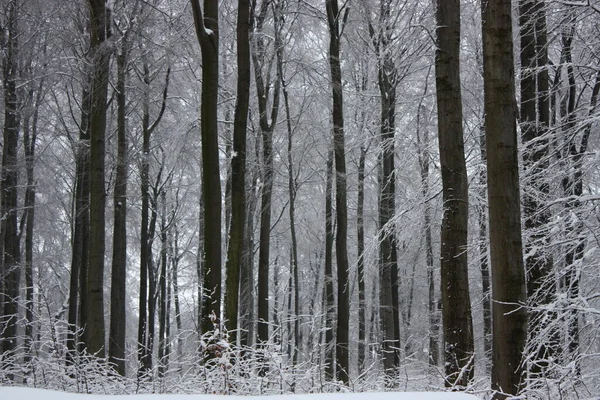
{"left": 68, "top": 72, "right": 91, "bottom": 361}
{"left": 324, "top": 148, "right": 335, "bottom": 380}
{"left": 370, "top": 1, "right": 400, "bottom": 378}
{"left": 23, "top": 74, "right": 43, "bottom": 364}
{"left": 86, "top": 0, "right": 112, "bottom": 357}
{"left": 357, "top": 144, "right": 367, "bottom": 370}
{"left": 326, "top": 0, "right": 350, "bottom": 384}
{"left": 252, "top": 0, "right": 281, "bottom": 358}
{"left": 224, "top": 0, "right": 251, "bottom": 346}
{"left": 109, "top": 33, "right": 128, "bottom": 376}
{"left": 435, "top": 0, "right": 475, "bottom": 387}
{"left": 191, "top": 0, "right": 222, "bottom": 346}
{"left": 0, "top": 1, "right": 21, "bottom": 366}
{"left": 481, "top": 0, "right": 528, "bottom": 397}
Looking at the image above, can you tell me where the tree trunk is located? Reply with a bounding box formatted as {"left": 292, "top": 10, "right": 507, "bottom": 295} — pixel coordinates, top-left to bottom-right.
{"left": 0, "top": 0, "right": 21, "bottom": 368}
{"left": 158, "top": 190, "right": 168, "bottom": 378}
{"left": 252, "top": 0, "right": 281, "bottom": 365}
{"left": 325, "top": 0, "right": 350, "bottom": 384}
{"left": 357, "top": 145, "right": 367, "bottom": 371}
{"left": 191, "top": 0, "right": 222, "bottom": 352}
{"left": 86, "top": 0, "right": 112, "bottom": 358}
{"left": 109, "top": 35, "right": 128, "bottom": 376}
{"left": 324, "top": 148, "right": 335, "bottom": 380}
{"left": 224, "top": 0, "right": 251, "bottom": 347}
{"left": 435, "top": 0, "right": 475, "bottom": 387}
{"left": 68, "top": 70, "right": 92, "bottom": 361}
{"left": 481, "top": 0, "right": 528, "bottom": 397}
{"left": 372, "top": 4, "right": 400, "bottom": 378}
{"left": 23, "top": 77, "right": 42, "bottom": 366}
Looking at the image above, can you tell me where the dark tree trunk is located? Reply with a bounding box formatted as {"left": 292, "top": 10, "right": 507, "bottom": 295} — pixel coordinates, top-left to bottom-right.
{"left": 435, "top": 0, "right": 475, "bottom": 387}
{"left": 481, "top": 0, "right": 528, "bottom": 397}
{"left": 109, "top": 35, "right": 128, "bottom": 376}
{"left": 68, "top": 72, "right": 92, "bottom": 361}
{"left": 324, "top": 149, "right": 335, "bottom": 380}
{"left": 357, "top": 145, "right": 367, "bottom": 370}
{"left": 0, "top": 1, "right": 21, "bottom": 368}
{"left": 325, "top": 0, "right": 350, "bottom": 384}
{"left": 251, "top": 0, "right": 281, "bottom": 364}
{"left": 370, "top": 2, "right": 400, "bottom": 378}
{"left": 191, "top": 0, "right": 222, "bottom": 347}
{"left": 224, "top": 0, "right": 251, "bottom": 346}
{"left": 86, "top": 0, "right": 112, "bottom": 357}
{"left": 23, "top": 78, "right": 42, "bottom": 365}
{"left": 239, "top": 161, "right": 257, "bottom": 348}
{"left": 158, "top": 190, "right": 168, "bottom": 378}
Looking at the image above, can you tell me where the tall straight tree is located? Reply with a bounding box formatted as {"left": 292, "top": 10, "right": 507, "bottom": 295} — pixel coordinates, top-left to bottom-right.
{"left": 191, "top": 0, "right": 221, "bottom": 338}
{"left": 481, "top": 0, "right": 528, "bottom": 397}
{"left": 109, "top": 18, "right": 131, "bottom": 375}
{"left": 224, "top": 0, "right": 250, "bottom": 346}
{"left": 518, "top": 0, "right": 555, "bottom": 377}
{"left": 323, "top": 148, "right": 335, "bottom": 380}
{"left": 0, "top": 0, "right": 21, "bottom": 365}
{"left": 68, "top": 67, "right": 92, "bottom": 363}
{"left": 368, "top": 0, "right": 400, "bottom": 378}
{"left": 252, "top": 0, "right": 281, "bottom": 351}
{"left": 325, "top": 0, "right": 350, "bottom": 384}
{"left": 86, "top": 0, "right": 112, "bottom": 357}
{"left": 434, "top": 0, "right": 474, "bottom": 387}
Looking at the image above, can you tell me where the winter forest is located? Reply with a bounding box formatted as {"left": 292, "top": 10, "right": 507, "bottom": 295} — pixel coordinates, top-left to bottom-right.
{"left": 1, "top": 0, "right": 600, "bottom": 398}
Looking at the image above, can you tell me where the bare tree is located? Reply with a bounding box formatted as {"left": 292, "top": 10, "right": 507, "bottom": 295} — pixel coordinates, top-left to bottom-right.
{"left": 224, "top": 0, "right": 251, "bottom": 346}
{"left": 435, "top": 0, "right": 474, "bottom": 387}
{"left": 191, "top": 0, "right": 222, "bottom": 343}
{"left": 481, "top": 0, "right": 528, "bottom": 397}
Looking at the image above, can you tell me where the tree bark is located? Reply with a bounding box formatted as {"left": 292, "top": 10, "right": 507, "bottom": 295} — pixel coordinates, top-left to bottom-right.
{"left": 252, "top": 0, "right": 281, "bottom": 362}
{"left": 371, "top": 2, "right": 400, "bottom": 379}
{"left": 435, "top": 0, "right": 475, "bottom": 387}
{"left": 324, "top": 148, "right": 335, "bottom": 380}
{"left": 109, "top": 34, "right": 128, "bottom": 376}
{"left": 357, "top": 144, "right": 367, "bottom": 370}
{"left": 325, "top": 0, "right": 350, "bottom": 384}
{"left": 23, "top": 74, "right": 43, "bottom": 365}
{"left": 481, "top": 0, "right": 528, "bottom": 397}
{"left": 68, "top": 71, "right": 92, "bottom": 361}
{"left": 86, "top": 0, "right": 112, "bottom": 357}
{"left": 0, "top": 1, "right": 21, "bottom": 367}
{"left": 224, "top": 0, "right": 251, "bottom": 347}
{"left": 191, "top": 0, "right": 222, "bottom": 349}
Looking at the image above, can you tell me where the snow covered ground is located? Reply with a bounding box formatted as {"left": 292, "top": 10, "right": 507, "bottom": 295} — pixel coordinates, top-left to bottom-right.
{"left": 0, "top": 387, "right": 480, "bottom": 400}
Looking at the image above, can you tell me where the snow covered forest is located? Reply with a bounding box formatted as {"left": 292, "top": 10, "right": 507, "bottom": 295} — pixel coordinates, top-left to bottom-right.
{"left": 1, "top": 0, "right": 600, "bottom": 398}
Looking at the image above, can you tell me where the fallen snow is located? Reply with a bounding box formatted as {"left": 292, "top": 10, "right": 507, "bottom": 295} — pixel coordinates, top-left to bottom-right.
{"left": 0, "top": 387, "right": 480, "bottom": 400}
